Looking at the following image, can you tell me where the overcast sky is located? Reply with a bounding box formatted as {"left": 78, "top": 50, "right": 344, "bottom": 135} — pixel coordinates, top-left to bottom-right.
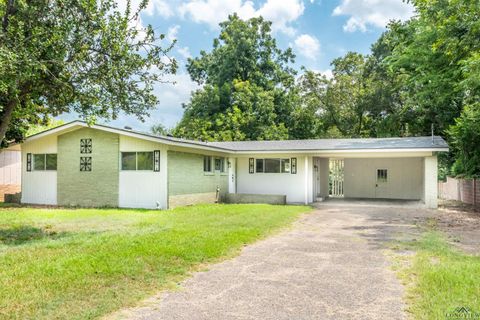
{"left": 60, "top": 0, "right": 415, "bottom": 132}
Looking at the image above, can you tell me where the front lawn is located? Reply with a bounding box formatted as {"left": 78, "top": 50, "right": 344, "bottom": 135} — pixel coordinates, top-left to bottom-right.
{"left": 0, "top": 204, "right": 310, "bottom": 319}
{"left": 392, "top": 231, "right": 480, "bottom": 319}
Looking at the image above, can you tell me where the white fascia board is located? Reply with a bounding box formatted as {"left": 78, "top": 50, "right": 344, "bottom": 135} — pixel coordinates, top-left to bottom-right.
{"left": 24, "top": 121, "right": 232, "bottom": 154}
{"left": 233, "top": 148, "right": 448, "bottom": 155}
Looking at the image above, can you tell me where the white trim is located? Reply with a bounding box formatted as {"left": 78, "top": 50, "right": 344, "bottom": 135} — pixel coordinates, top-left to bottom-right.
{"left": 232, "top": 148, "right": 449, "bottom": 154}
{"left": 304, "top": 156, "right": 309, "bottom": 205}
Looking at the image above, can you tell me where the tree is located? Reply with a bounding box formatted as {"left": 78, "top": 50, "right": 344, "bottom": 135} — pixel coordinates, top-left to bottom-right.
{"left": 174, "top": 15, "right": 303, "bottom": 141}
{"left": 448, "top": 103, "right": 480, "bottom": 177}
{"left": 0, "top": 0, "right": 177, "bottom": 147}
{"left": 151, "top": 123, "right": 172, "bottom": 136}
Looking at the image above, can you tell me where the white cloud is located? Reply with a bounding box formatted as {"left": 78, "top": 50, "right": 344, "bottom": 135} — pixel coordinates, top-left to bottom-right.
{"left": 294, "top": 34, "right": 320, "bottom": 60}
{"left": 177, "top": 46, "right": 192, "bottom": 59}
{"left": 115, "top": 0, "right": 174, "bottom": 18}
{"left": 256, "top": 0, "right": 305, "bottom": 36}
{"left": 179, "top": 0, "right": 304, "bottom": 36}
{"left": 333, "top": 0, "right": 415, "bottom": 32}
{"left": 167, "top": 25, "right": 180, "bottom": 42}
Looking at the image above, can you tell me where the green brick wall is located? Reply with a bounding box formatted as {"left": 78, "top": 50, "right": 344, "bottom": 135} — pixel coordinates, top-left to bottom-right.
{"left": 168, "top": 151, "right": 228, "bottom": 197}
{"left": 57, "top": 128, "right": 119, "bottom": 207}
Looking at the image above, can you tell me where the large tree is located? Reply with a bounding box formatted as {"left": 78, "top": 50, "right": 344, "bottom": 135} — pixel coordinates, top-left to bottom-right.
{"left": 0, "top": 0, "right": 176, "bottom": 147}
{"left": 174, "top": 14, "right": 304, "bottom": 141}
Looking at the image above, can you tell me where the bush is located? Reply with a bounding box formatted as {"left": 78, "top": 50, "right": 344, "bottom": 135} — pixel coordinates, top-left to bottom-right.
{"left": 448, "top": 103, "right": 480, "bottom": 178}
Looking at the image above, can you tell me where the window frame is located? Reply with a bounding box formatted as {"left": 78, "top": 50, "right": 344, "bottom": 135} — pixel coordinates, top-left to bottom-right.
{"left": 203, "top": 156, "right": 213, "bottom": 173}
{"left": 255, "top": 158, "right": 291, "bottom": 174}
{"left": 120, "top": 151, "right": 155, "bottom": 171}
{"left": 376, "top": 168, "right": 388, "bottom": 183}
{"left": 32, "top": 153, "right": 57, "bottom": 171}
{"left": 214, "top": 157, "right": 226, "bottom": 173}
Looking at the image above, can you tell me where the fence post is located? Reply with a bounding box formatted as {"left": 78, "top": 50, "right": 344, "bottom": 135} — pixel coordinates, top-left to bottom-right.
{"left": 474, "top": 178, "right": 477, "bottom": 208}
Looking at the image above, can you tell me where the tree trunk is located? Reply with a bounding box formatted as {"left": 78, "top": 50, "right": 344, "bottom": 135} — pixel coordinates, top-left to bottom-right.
{"left": 0, "top": 98, "right": 17, "bottom": 145}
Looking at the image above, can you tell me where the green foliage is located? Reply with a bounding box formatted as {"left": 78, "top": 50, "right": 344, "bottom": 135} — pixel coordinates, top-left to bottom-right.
{"left": 26, "top": 118, "right": 65, "bottom": 137}
{"left": 0, "top": 204, "right": 310, "bottom": 319}
{"left": 174, "top": 14, "right": 310, "bottom": 141}
{"left": 151, "top": 123, "right": 173, "bottom": 136}
{"left": 448, "top": 104, "right": 480, "bottom": 177}
{"left": 0, "top": 0, "right": 177, "bottom": 147}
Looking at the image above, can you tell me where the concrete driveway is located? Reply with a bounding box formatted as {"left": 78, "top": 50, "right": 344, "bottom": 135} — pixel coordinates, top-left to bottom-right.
{"left": 113, "top": 203, "right": 434, "bottom": 320}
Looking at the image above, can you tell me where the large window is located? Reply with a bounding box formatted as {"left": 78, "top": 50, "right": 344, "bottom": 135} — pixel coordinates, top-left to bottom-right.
{"left": 203, "top": 156, "right": 212, "bottom": 172}
{"left": 256, "top": 158, "right": 290, "bottom": 173}
{"left": 121, "top": 152, "right": 154, "bottom": 171}
{"left": 33, "top": 154, "right": 57, "bottom": 171}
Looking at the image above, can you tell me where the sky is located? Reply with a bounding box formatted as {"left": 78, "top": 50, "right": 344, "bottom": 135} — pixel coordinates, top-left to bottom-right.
{"left": 60, "top": 0, "right": 415, "bottom": 132}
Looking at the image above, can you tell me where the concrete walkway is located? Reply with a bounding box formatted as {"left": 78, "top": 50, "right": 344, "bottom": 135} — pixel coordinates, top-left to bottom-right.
{"left": 114, "top": 205, "right": 432, "bottom": 320}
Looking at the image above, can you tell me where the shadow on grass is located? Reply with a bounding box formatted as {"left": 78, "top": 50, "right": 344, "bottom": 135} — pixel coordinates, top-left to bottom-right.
{"left": 0, "top": 225, "right": 68, "bottom": 245}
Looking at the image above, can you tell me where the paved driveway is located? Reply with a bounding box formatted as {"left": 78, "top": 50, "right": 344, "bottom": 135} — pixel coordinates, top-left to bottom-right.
{"left": 114, "top": 204, "right": 434, "bottom": 320}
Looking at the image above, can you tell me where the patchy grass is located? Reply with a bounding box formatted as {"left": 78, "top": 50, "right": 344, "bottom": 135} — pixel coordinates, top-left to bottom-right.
{"left": 0, "top": 204, "right": 311, "bottom": 320}
{"left": 391, "top": 231, "right": 480, "bottom": 319}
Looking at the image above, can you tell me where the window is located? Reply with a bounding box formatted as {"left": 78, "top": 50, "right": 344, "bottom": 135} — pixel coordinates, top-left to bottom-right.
{"left": 33, "top": 154, "right": 57, "bottom": 171}
{"left": 80, "top": 157, "right": 92, "bottom": 171}
{"left": 281, "top": 159, "right": 290, "bottom": 173}
{"left": 80, "top": 139, "right": 92, "bottom": 153}
{"left": 121, "top": 152, "right": 154, "bottom": 171}
{"left": 203, "top": 156, "right": 212, "bottom": 172}
{"left": 255, "top": 158, "right": 290, "bottom": 173}
{"left": 377, "top": 169, "right": 388, "bottom": 182}
{"left": 215, "top": 157, "right": 226, "bottom": 172}
{"left": 137, "top": 152, "right": 153, "bottom": 170}
{"left": 256, "top": 159, "right": 264, "bottom": 173}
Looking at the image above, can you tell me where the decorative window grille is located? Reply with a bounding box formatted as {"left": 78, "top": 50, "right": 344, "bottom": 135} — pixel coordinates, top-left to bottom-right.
{"left": 154, "top": 150, "right": 160, "bottom": 172}
{"left": 80, "top": 139, "right": 92, "bottom": 154}
{"left": 26, "top": 153, "right": 32, "bottom": 172}
{"left": 291, "top": 158, "right": 297, "bottom": 174}
{"left": 80, "top": 157, "right": 92, "bottom": 171}
{"left": 249, "top": 158, "right": 254, "bottom": 174}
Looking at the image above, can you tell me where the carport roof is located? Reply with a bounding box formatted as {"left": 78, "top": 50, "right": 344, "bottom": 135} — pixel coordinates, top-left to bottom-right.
{"left": 208, "top": 136, "right": 449, "bottom": 152}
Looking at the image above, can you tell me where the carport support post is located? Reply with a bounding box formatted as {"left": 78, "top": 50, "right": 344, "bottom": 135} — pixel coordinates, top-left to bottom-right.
{"left": 424, "top": 155, "right": 438, "bottom": 209}
{"left": 304, "top": 156, "right": 309, "bottom": 205}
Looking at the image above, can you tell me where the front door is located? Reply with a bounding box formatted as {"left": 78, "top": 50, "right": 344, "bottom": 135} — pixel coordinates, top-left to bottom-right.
{"left": 375, "top": 168, "right": 389, "bottom": 198}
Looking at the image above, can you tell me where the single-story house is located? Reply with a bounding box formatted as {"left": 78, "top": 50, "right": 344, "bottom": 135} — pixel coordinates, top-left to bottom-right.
{"left": 18, "top": 120, "right": 448, "bottom": 209}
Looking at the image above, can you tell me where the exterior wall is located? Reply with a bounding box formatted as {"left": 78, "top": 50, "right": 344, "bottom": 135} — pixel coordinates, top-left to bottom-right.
{"left": 424, "top": 155, "right": 438, "bottom": 208}
{"left": 119, "top": 135, "right": 168, "bottom": 209}
{"left": 0, "top": 150, "right": 21, "bottom": 185}
{"left": 344, "top": 157, "right": 423, "bottom": 200}
{"left": 225, "top": 193, "right": 286, "bottom": 205}
{"left": 228, "top": 157, "right": 236, "bottom": 193}
{"left": 439, "top": 177, "right": 480, "bottom": 206}
{"left": 319, "top": 158, "right": 329, "bottom": 198}
{"left": 57, "top": 128, "right": 119, "bottom": 207}
{"left": 21, "top": 136, "right": 57, "bottom": 205}
{"left": 168, "top": 150, "right": 228, "bottom": 207}
{"left": 236, "top": 154, "right": 307, "bottom": 204}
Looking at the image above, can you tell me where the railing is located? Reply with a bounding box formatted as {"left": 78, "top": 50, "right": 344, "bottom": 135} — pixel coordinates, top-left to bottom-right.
{"left": 329, "top": 159, "right": 344, "bottom": 197}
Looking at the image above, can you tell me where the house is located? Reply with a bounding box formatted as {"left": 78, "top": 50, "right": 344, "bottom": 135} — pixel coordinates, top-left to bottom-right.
{"left": 19, "top": 121, "right": 448, "bottom": 209}
{"left": 0, "top": 149, "right": 21, "bottom": 201}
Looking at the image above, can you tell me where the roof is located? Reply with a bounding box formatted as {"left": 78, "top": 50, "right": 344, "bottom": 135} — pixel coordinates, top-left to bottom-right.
{"left": 25, "top": 120, "right": 449, "bottom": 153}
{"left": 209, "top": 136, "right": 449, "bottom": 152}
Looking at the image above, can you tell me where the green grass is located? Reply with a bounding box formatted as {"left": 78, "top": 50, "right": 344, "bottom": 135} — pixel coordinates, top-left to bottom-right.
{"left": 0, "top": 204, "right": 311, "bottom": 320}
{"left": 391, "top": 231, "right": 480, "bottom": 319}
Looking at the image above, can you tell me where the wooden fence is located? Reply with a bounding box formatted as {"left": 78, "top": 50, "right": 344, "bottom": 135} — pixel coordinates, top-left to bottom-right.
{"left": 438, "top": 176, "right": 479, "bottom": 207}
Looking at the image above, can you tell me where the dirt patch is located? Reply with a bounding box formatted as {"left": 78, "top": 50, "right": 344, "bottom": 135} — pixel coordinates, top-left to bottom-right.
{"left": 434, "top": 200, "right": 480, "bottom": 254}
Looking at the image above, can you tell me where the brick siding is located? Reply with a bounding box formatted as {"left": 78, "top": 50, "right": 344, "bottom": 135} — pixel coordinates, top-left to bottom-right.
{"left": 439, "top": 177, "right": 480, "bottom": 206}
